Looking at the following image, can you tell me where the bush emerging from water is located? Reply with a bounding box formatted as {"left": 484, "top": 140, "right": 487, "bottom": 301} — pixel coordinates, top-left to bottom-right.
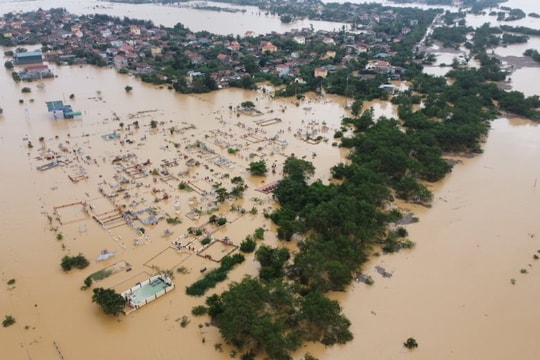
{"left": 186, "top": 254, "right": 245, "bottom": 296}
{"left": 254, "top": 227, "right": 265, "bottom": 240}
{"left": 240, "top": 237, "right": 257, "bottom": 253}
{"left": 2, "top": 315, "right": 16, "bottom": 327}
{"left": 92, "top": 287, "right": 126, "bottom": 316}
{"left": 404, "top": 337, "right": 418, "bottom": 349}
{"left": 60, "top": 254, "right": 89, "bottom": 271}
{"left": 191, "top": 305, "right": 208, "bottom": 316}
{"left": 179, "top": 315, "right": 190, "bottom": 327}
{"left": 166, "top": 216, "right": 181, "bottom": 225}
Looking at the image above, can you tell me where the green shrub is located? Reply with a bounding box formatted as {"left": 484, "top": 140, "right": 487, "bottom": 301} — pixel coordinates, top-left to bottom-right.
{"left": 240, "top": 237, "right": 257, "bottom": 253}
{"left": 166, "top": 217, "right": 181, "bottom": 224}
{"left": 179, "top": 315, "right": 190, "bottom": 327}
{"left": 254, "top": 227, "right": 265, "bottom": 240}
{"left": 2, "top": 315, "right": 15, "bottom": 327}
{"left": 404, "top": 337, "right": 418, "bottom": 349}
{"left": 191, "top": 305, "right": 208, "bottom": 316}
{"left": 60, "top": 254, "right": 89, "bottom": 271}
{"left": 186, "top": 254, "right": 245, "bottom": 296}
{"left": 92, "top": 288, "right": 125, "bottom": 316}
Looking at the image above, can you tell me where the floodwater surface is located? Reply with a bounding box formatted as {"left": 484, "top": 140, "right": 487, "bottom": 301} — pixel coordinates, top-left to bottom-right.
{"left": 1, "top": 1, "right": 540, "bottom": 360}
{"left": 313, "top": 117, "right": 540, "bottom": 360}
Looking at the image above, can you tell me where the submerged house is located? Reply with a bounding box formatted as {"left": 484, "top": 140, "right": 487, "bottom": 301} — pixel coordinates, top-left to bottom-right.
{"left": 15, "top": 51, "right": 43, "bottom": 65}
{"left": 19, "top": 64, "right": 54, "bottom": 80}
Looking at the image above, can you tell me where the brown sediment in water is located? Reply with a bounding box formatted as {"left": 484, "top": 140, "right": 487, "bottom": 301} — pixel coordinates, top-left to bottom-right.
{"left": 2, "top": 53, "right": 540, "bottom": 360}
{"left": 309, "top": 117, "right": 540, "bottom": 360}
{"left": 0, "top": 57, "right": 354, "bottom": 359}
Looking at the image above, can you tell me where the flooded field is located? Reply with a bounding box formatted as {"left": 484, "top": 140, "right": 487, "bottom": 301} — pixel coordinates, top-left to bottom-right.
{"left": 0, "top": 50, "right": 352, "bottom": 359}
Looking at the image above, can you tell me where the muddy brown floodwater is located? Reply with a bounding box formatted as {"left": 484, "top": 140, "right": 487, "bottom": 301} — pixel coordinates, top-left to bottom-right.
{"left": 0, "top": 53, "right": 354, "bottom": 359}
{"left": 1, "top": 8, "right": 540, "bottom": 360}
{"left": 310, "top": 117, "right": 540, "bottom": 360}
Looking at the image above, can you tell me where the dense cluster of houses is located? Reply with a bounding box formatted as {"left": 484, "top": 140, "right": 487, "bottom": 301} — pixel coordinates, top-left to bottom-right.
{"left": 0, "top": 7, "right": 419, "bottom": 89}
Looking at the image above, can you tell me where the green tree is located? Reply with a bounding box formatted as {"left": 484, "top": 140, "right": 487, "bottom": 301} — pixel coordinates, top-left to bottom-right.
{"left": 404, "top": 337, "right": 419, "bottom": 349}
{"left": 240, "top": 236, "right": 257, "bottom": 253}
{"left": 240, "top": 101, "right": 255, "bottom": 109}
{"left": 209, "top": 277, "right": 300, "bottom": 358}
{"left": 283, "top": 156, "right": 315, "bottom": 179}
{"left": 60, "top": 254, "right": 90, "bottom": 271}
{"left": 91, "top": 288, "right": 126, "bottom": 316}
{"left": 248, "top": 160, "right": 267, "bottom": 176}
{"left": 2, "top": 314, "right": 15, "bottom": 327}
{"left": 241, "top": 55, "right": 260, "bottom": 75}
{"left": 215, "top": 187, "right": 229, "bottom": 202}
{"left": 280, "top": 14, "right": 293, "bottom": 23}
{"left": 255, "top": 245, "right": 290, "bottom": 282}
{"left": 299, "top": 291, "right": 353, "bottom": 345}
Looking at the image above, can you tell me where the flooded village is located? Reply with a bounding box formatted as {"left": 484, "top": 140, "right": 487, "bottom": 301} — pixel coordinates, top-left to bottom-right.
{"left": 0, "top": 49, "right": 354, "bottom": 359}
{"left": 1, "top": 0, "right": 540, "bottom": 359}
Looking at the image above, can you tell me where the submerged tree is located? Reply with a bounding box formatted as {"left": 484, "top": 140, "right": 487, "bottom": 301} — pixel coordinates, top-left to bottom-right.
{"left": 248, "top": 160, "right": 267, "bottom": 176}
{"left": 60, "top": 254, "right": 89, "bottom": 271}
{"left": 404, "top": 337, "right": 419, "bottom": 349}
{"left": 92, "top": 287, "right": 126, "bottom": 316}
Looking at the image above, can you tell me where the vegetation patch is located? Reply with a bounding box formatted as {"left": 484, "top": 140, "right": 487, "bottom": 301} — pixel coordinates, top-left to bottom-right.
{"left": 2, "top": 315, "right": 15, "bottom": 327}
{"left": 60, "top": 254, "right": 89, "bottom": 271}
{"left": 89, "top": 269, "right": 113, "bottom": 281}
{"left": 186, "top": 254, "right": 245, "bottom": 296}
{"left": 404, "top": 337, "right": 419, "bottom": 349}
{"left": 92, "top": 288, "right": 126, "bottom": 316}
